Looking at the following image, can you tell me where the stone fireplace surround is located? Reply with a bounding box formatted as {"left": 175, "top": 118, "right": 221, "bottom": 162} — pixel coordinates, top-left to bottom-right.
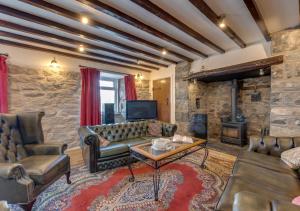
{"left": 175, "top": 28, "right": 300, "bottom": 140}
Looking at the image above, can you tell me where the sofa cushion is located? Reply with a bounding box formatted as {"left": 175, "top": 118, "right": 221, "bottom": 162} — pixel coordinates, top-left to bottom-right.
{"left": 238, "top": 151, "right": 298, "bottom": 177}
{"left": 216, "top": 176, "right": 295, "bottom": 211}
{"left": 232, "top": 161, "right": 300, "bottom": 195}
{"left": 100, "top": 143, "right": 129, "bottom": 157}
{"left": 148, "top": 122, "right": 162, "bottom": 137}
{"left": 19, "top": 155, "right": 70, "bottom": 185}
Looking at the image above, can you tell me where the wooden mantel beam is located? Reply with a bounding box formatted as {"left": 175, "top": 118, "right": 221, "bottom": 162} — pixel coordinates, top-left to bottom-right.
{"left": 243, "top": 0, "right": 271, "bottom": 41}
{"left": 186, "top": 55, "right": 283, "bottom": 82}
{"left": 131, "top": 0, "right": 225, "bottom": 53}
{"left": 76, "top": 0, "right": 208, "bottom": 58}
{"left": 188, "top": 0, "right": 246, "bottom": 48}
{"left": 19, "top": 0, "right": 185, "bottom": 63}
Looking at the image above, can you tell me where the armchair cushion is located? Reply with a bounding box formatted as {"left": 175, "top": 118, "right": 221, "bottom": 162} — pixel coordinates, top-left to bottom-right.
{"left": 19, "top": 155, "right": 70, "bottom": 185}
{"left": 24, "top": 143, "right": 67, "bottom": 156}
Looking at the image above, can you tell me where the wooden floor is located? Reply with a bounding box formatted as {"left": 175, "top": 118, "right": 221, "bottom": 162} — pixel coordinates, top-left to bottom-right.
{"left": 66, "top": 147, "right": 84, "bottom": 167}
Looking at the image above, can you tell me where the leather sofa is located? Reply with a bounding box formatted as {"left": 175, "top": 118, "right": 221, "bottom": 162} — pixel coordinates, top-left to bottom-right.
{"left": 78, "top": 120, "right": 177, "bottom": 173}
{"left": 216, "top": 136, "right": 300, "bottom": 211}
{"left": 0, "top": 112, "right": 71, "bottom": 211}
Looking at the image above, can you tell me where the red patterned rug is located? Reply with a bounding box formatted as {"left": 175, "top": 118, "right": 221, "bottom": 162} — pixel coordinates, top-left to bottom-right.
{"left": 15, "top": 149, "right": 235, "bottom": 211}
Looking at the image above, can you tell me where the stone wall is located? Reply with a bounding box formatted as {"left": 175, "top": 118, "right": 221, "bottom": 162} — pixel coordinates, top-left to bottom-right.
{"left": 8, "top": 64, "right": 81, "bottom": 148}
{"left": 270, "top": 29, "right": 300, "bottom": 136}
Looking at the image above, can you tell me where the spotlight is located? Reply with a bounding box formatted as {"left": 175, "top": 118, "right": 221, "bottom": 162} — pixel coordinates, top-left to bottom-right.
{"left": 162, "top": 49, "right": 167, "bottom": 55}
{"left": 81, "top": 16, "right": 89, "bottom": 25}
{"left": 79, "top": 45, "right": 85, "bottom": 52}
{"left": 218, "top": 16, "right": 226, "bottom": 28}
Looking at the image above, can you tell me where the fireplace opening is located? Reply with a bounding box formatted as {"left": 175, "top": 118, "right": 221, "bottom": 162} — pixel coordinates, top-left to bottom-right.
{"left": 221, "top": 79, "right": 247, "bottom": 146}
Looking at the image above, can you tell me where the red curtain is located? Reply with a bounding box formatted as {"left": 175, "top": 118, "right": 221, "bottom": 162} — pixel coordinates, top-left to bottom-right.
{"left": 124, "top": 75, "right": 137, "bottom": 100}
{"left": 0, "top": 56, "right": 8, "bottom": 113}
{"left": 80, "top": 68, "right": 101, "bottom": 126}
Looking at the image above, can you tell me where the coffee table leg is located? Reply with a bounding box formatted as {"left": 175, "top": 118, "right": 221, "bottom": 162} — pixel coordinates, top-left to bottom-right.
{"left": 127, "top": 157, "right": 135, "bottom": 182}
{"left": 153, "top": 162, "right": 160, "bottom": 201}
{"left": 200, "top": 147, "right": 208, "bottom": 169}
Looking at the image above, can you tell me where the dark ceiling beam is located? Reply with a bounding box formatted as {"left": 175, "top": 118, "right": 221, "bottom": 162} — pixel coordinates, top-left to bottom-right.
{"left": 188, "top": 0, "right": 246, "bottom": 48}
{"left": 19, "top": 0, "right": 188, "bottom": 62}
{"left": 0, "top": 39, "right": 151, "bottom": 72}
{"left": 76, "top": 0, "right": 208, "bottom": 58}
{"left": 0, "top": 5, "right": 177, "bottom": 65}
{"left": 0, "top": 20, "right": 168, "bottom": 68}
{"left": 243, "top": 0, "right": 271, "bottom": 41}
{"left": 130, "top": 0, "right": 225, "bottom": 53}
{"left": 0, "top": 30, "right": 159, "bottom": 70}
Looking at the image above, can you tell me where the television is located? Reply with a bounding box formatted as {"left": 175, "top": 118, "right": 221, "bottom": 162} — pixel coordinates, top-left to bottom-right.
{"left": 126, "top": 100, "right": 157, "bottom": 120}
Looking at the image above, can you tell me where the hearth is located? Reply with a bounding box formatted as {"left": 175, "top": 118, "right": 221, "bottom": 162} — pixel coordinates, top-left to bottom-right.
{"left": 221, "top": 79, "right": 247, "bottom": 146}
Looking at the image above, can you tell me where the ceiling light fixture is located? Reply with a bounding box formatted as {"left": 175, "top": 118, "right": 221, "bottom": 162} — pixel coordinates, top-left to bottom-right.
{"left": 81, "top": 16, "right": 89, "bottom": 25}
{"left": 136, "top": 60, "right": 141, "bottom": 65}
{"left": 218, "top": 16, "right": 226, "bottom": 29}
{"left": 162, "top": 49, "right": 167, "bottom": 55}
{"left": 79, "top": 45, "right": 85, "bottom": 52}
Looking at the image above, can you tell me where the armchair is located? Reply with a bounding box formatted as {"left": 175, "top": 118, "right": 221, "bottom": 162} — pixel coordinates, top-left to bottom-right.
{"left": 0, "top": 112, "right": 71, "bottom": 211}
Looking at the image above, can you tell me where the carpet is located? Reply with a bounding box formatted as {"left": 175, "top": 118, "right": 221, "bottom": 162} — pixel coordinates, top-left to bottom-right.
{"left": 14, "top": 149, "right": 236, "bottom": 211}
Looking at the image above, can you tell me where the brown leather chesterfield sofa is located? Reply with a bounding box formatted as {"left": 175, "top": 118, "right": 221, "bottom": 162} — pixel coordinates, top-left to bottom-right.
{"left": 78, "top": 120, "right": 177, "bottom": 173}
{"left": 0, "top": 112, "right": 71, "bottom": 211}
{"left": 216, "top": 136, "right": 300, "bottom": 211}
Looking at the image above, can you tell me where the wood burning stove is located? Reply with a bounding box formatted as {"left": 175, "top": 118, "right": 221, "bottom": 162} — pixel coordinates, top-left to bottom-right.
{"left": 221, "top": 79, "right": 247, "bottom": 146}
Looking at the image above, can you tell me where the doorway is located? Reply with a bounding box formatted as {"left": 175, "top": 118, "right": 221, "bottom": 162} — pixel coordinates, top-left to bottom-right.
{"left": 153, "top": 77, "right": 171, "bottom": 122}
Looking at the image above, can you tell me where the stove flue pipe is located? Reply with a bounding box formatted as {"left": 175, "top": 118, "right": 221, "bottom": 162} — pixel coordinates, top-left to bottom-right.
{"left": 231, "top": 79, "right": 238, "bottom": 122}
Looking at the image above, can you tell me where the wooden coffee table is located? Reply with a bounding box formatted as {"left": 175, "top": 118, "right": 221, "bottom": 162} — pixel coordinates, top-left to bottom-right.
{"left": 127, "top": 138, "right": 208, "bottom": 201}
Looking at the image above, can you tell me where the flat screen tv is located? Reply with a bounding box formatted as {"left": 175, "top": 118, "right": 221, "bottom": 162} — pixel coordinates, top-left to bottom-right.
{"left": 126, "top": 100, "right": 157, "bottom": 120}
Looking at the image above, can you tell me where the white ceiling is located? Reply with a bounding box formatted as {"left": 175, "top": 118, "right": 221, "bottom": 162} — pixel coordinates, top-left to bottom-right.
{"left": 0, "top": 0, "right": 299, "bottom": 71}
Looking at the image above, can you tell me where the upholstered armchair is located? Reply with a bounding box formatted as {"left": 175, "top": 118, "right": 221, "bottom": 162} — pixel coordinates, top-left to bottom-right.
{"left": 0, "top": 112, "right": 71, "bottom": 211}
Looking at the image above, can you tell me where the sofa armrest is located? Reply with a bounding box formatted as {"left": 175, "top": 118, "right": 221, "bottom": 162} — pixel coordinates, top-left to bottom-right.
{"left": 161, "top": 122, "right": 177, "bottom": 137}
{"left": 24, "top": 143, "right": 68, "bottom": 156}
{"left": 78, "top": 127, "right": 100, "bottom": 173}
{"left": 0, "top": 163, "right": 27, "bottom": 179}
{"left": 0, "top": 163, "right": 35, "bottom": 204}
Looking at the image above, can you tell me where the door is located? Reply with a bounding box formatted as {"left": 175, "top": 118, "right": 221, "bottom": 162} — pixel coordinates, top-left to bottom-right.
{"left": 153, "top": 77, "right": 171, "bottom": 122}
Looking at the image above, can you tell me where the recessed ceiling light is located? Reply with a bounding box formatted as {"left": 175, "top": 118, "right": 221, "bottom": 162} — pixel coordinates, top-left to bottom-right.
{"left": 218, "top": 16, "right": 226, "bottom": 28}
{"left": 81, "top": 16, "right": 89, "bottom": 25}
{"left": 219, "top": 22, "right": 226, "bottom": 28}
{"left": 162, "top": 49, "right": 167, "bottom": 55}
{"left": 79, "top": 45, "right": 85, "bottom": 52}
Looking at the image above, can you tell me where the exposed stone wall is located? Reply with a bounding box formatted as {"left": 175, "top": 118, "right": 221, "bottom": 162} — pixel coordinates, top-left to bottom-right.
{"left": 8, "top": 64, "right": 81, "bottom": 148}
{"left": 175, "top": 62, "right": 191, "bottom": 134}
{"left": 270, "top": 29, "right": 300, "bottom": 136}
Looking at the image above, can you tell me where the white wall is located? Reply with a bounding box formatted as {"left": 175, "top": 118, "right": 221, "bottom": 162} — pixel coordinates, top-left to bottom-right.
{"left": 150, "top": 64, "right": 176, "bottom": 123}
{"left": 1, "top": 45, "right": 151, "bottom": 79}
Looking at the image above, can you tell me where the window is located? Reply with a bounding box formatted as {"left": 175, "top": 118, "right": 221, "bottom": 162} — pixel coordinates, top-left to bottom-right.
{"left": 100, "top": 77, "right": 119, "bottom": 113}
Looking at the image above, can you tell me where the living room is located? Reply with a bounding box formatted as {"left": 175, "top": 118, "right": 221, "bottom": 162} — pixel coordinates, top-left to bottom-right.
{"left": 0, "top": 0, "right": 300, "bottom": 211}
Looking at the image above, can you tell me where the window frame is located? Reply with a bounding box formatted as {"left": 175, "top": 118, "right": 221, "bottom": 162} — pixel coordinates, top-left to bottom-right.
{"left": 100, "top": 77, "right": 119, "bottom": 113}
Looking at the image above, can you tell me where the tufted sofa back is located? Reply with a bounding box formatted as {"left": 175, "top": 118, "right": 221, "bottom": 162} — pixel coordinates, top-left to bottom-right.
{"left": 0, "top": 114, "right": 27, "bottom": 163}
{"left": 249, "top": 136, "right": 300, "bottom": 157}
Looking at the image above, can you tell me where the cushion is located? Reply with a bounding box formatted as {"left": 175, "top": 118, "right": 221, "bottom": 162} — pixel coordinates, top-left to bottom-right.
{"left": 292, "top": 196, "right": 300, "bottom": 206}
{"left": 19, "top": 155, "right": 70, "bottom": 185}
{"left": 148, "top": 122, "right": 162, "bottom": 137}
{"left": 100, "top": 143, "right": 129, "bottom": 157}
{"left": 281, "top": 147, "right": 300, "bottom": 169}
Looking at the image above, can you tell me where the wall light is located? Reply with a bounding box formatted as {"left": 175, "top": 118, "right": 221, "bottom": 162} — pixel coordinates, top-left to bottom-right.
{"left": 135, "top": 73, "right": 144, "bottom": 82}
{"left": 81, "top": 16, "right": 89, "bottom": 25}
{"left": 50, "top": 57, "right": 60, "bottom": 69}
{"left": 79, "top": 45, "right": 85, "bottom": 52}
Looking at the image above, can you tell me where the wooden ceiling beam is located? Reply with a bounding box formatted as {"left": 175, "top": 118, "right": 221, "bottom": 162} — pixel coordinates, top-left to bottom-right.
{"left": 0, "top": 39, "right": 151, "bottom": 72}
{"left": 188, "top": 0, "right": 246, "bottom": 48}
{"left": 76, "top": 0, "right": 208, "bottom": 58}
{"left": 0, "top": 4, "right": 177, "bottom": 64}
{"left": 0, "top": 20, "right": 168, "bottom": 68}
{"left": 131, "top": 0, "right": 225, "bottom": 54}
{"left": 0, "top": 30, "right": 159, "bottom": 70}
{"left": 243, "top": 0, "right": 271, "bottom": 41}
{"left": 19, "top": 0, "right": 189, "bottom": 62}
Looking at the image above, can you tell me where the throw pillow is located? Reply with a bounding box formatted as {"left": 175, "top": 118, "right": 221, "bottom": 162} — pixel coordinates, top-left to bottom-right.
{"left": 148, "top": 122, "right": 162, "bottom": 137}
{"left": 281, "top": 147, "right": 300, "bottom": 169}
{"left": 99, "top": 136, "right": 110, "bottom": 147}
{"left": 292, "top": 196, "right": 300, "bottom": 206}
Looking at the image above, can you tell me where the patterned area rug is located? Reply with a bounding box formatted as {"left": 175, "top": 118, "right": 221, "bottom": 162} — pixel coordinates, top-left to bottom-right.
{"left": 13, "top": 149, "right": 236, "bottom": 211}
